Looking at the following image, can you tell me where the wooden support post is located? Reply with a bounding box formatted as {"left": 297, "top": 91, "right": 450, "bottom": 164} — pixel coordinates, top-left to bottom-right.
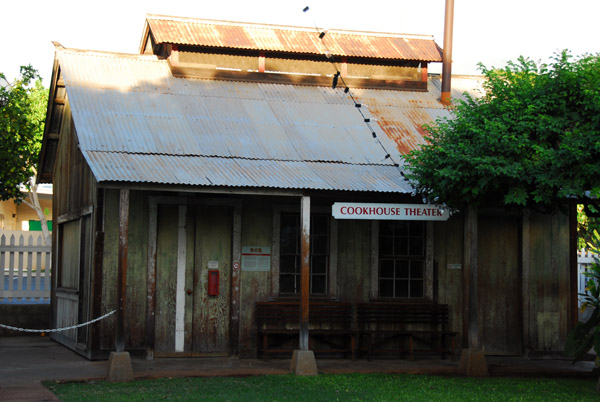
{"left": 108, "top": 188, "right": 133, "bottom": 382}
{"left": 299, "top": 195, "right": 310, "bottom": 351}
{"left": 116, "top": 189, "right": 129, "bottom": 353}
{"left": 292, "top": 195, "right": 317, "bottom": 375}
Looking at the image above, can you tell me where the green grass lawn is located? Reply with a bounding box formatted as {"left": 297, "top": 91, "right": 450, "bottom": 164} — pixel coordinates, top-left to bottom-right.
{"left": 44, "top": 373, "right": 598, "bottom": 402}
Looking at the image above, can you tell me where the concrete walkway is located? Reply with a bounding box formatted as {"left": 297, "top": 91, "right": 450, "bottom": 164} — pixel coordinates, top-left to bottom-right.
{"left": 0, "top": 336, "right": 596, "bottom": 401}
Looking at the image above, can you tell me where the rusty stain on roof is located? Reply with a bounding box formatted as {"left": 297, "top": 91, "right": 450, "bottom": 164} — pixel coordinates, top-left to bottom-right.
{"left": 145, "top": 15, "right": 443, "bottom": 62}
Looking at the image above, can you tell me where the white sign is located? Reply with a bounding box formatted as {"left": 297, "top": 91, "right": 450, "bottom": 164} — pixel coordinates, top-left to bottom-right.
{"left": 332, "top": 203, "right": 450, "bottom": 221}
{"left": 241, "top": 246, "right": 271, "bottom": 272}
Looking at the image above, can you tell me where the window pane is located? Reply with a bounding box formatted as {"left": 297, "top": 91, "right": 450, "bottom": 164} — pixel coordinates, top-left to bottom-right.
{"left": 395, "top": 221, "right": 409, "bottom": 235}
{"left": 396, "top": 260, "right": 409, "bottom": 278}
{"left": 379, "top": 236, "right": 393, "bottom": 255}
{"left": 281, "top": 214, "right": 298, "bottom": 228}
{"left": 394, "top": 236, "right": 409, "bottom": 256}
{"left": 280, "top": 229, "right": 298, "bottom": 254}
{"left": 311, "top": 255, "right": 327, "bottom": 274}
{"left": 312, "top": 215, "right": 329, "bottom": 235}
{"left": 410, "top": 280, "right": 424, "bottom": 298}
{"left": 380, "top": 279, "right": 393, "bottom": 297}
{"left": 380, "top": 221, "right": 394, "bottom": 236}
{"left": 409, "top": 222, "right": 424, "bottom": 236}
{"left": 280, "top": 274, "right": 297, "bottom": 293}
{"left": 280, "top": 255, "right": 298, "bottom": 274}
{"left": 409, "top": 237, "right": 424, "bottom": 256}
{"left": 311, "top": 274, "right": 326, "bottom": 294}
{"left": 380, "top": 259, "right": 394, "bottom": 278}
{"left": 410, "top": 261, "right": 423, "bottom": 279}
{"left": 396, "top": 280, "right": 409, "bottom": 298}
{"left": 311, "top": 234, "right": 328, "bottom": 254}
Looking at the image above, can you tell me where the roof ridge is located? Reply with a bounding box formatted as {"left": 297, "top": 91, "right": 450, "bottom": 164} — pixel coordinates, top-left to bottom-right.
{"left": 145, "top": 13, "right": 435, "bottom": 40}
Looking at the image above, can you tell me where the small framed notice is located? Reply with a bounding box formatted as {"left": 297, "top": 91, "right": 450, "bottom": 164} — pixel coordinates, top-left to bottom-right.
{"left": 241, "top": 246, "right": 271, "bottom": 272}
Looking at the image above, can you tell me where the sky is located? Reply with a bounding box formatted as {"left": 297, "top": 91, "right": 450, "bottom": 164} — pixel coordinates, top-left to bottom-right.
{"left": 1, "top": 0, "right": 599, "bottom": 85}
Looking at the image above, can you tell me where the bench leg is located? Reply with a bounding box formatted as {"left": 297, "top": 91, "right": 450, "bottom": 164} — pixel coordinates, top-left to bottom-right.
{"left": 409, "top": 335, "right": 414, "bottom": 361}
{"left": 351, "top": 335, "right": 356, "bottom": 361}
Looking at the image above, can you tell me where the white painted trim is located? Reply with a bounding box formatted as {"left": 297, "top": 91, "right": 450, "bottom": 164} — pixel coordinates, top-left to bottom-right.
{"left": 174, "top": 205, "right": 187, "bottom": 352}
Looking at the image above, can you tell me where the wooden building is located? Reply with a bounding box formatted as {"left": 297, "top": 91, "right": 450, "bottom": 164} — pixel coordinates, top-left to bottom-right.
{"left": 37, "top": 15, "right": 577, "bottom": 360}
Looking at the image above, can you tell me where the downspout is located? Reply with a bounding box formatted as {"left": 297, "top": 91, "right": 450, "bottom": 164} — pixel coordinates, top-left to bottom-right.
{"left": 441, "top": 0, "right": 455, "bottom": 105}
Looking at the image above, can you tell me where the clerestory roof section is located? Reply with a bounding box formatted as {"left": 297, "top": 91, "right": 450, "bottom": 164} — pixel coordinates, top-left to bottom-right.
{"left": 141, "top": 14, "right": 443, "bottom": 62}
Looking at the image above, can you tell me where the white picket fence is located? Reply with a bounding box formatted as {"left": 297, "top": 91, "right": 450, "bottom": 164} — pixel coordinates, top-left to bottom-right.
{"left": 0, "top": 231, "right": 51, "bottom": 303}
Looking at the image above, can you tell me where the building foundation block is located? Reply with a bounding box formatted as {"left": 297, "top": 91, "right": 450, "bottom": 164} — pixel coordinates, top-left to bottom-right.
{"left": 458, "top": 348, "right": 489, "bottom": 377}
{"left": 106, "top": 351, "right": 134, "bottom": 382}
{"left": 290, "top": 349, "right": 318, "bottom": 376}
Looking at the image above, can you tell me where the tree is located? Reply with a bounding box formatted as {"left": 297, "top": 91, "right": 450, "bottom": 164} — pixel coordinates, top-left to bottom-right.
{"left": 1, "top": 66, "right": 50, "bottom": 243}
{"left": 404, "top": 51, "right": 600, "bottom": 215}
{"left": 579, "top": 204, "right": 600, "bottom": 249}
{"left": 565, "top": 229, "right": 600, "bottom": 391}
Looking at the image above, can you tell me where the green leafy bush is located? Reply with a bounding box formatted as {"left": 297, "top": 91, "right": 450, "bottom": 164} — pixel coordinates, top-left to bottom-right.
{"left": 565, "top": 229, "right": 600, "bottom": 362}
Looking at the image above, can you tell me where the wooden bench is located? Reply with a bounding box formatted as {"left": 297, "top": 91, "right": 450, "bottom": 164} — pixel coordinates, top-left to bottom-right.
{"left": 256, "top": 301, "right": 356, "bottom": 360}
{"left": 357, "top": 302, "right": 457, "bottom": 361}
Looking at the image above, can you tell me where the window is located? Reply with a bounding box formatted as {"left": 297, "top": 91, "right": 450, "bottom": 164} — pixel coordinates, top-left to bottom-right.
{"left": 378, "top": 221, "right": 425, "bottom": 298}
{"left": 279, "top": 213, "right": 329, "bottom": 295}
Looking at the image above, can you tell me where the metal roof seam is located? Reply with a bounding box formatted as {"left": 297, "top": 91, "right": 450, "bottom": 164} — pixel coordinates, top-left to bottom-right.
{"left": 85, "top": 150, "right": 401, "bottom": 167}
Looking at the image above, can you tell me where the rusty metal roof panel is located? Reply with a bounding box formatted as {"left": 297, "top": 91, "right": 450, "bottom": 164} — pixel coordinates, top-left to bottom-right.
{"left": 146, "top": 15, "right": 442, "bottom": 61}
{"left": 57, "top": 49, "right": 481, "bottom": 193}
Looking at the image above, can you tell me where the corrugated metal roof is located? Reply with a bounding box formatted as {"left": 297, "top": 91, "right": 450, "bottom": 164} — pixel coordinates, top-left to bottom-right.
{"left": 83, "top": 152, "right": 412, "bottom": 193}
{"left": 145, "top": 15, "right": 443, "bottom": 62}
{"left": 56, "top": 49, "right": 481, "bottom": 193}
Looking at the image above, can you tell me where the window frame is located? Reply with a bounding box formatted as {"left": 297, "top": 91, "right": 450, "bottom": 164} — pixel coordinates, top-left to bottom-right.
{"left": 370, "top": 220, "right": 434, "bottom": 300}
{"left": 271, "top": 205, "right": 338, "bottom": 298}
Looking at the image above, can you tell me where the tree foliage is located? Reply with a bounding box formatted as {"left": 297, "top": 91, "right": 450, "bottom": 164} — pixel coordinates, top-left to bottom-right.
{"left": 565, "top": 230, "right": 600, "bottom": 364}
{"left": 405, "top": 51, "right": 600, "bottom": 213}
{"left": 0, "top": 66, "right": 48, "bottom": 202}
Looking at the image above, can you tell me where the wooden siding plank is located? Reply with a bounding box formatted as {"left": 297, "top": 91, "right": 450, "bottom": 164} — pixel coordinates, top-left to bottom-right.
{"left": 239, "top": 198, "right": 272, "bottom": 357}
{"left": 229, "top": 201, "right": 242, "bottom": 355}
{"left": 154, "top": 204, "right": 179, "bottom": 354}
{"left": 124, "top": 191, "right": 148, "bottom": 350}
{"left": 145, "top": 200, "right": 157, "bottom": 358}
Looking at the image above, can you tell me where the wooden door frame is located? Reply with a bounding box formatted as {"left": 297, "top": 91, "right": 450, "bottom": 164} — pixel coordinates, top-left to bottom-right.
{"left": 145, "top": 195, "right": 241, "bottom": 359}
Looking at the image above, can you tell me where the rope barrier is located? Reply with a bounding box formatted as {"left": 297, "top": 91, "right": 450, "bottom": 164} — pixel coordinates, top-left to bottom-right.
{"left": 0, "top": 309, "right": 116, "bottom": 333}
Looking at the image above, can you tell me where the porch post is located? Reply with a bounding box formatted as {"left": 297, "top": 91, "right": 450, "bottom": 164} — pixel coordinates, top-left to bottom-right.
{"left": 116, "top": 188, "right": 129, "bottom": 353}
{"left": 299, "top": 195, "right": 310, "bottom": 351}
{"left": 459, "top": 204, "right": 488, "bottom": 376}
{"left": 291, "top": 195, "right": 318, "bottom": 375}
{"left": 107, "top": 188, "right": 134, "bottom": 382}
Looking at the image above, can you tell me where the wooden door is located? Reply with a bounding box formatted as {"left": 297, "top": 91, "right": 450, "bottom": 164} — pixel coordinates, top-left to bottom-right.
{"left": 477, "top": 214, "right": 521, "bottom": 355}
{"left": 154, "top": 203, "right": 232, "bottom": 356}
{"left": 191, "top": 206, "right": 232, "bottom": 355}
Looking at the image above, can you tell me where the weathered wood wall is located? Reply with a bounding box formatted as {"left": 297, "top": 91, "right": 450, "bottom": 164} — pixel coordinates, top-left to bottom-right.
{"left": 86, "top": 189, "right": 573, "bottom": 358}
{"left": 238, "top": 197, "right": 274, "bottom": 357}
{"left": 434, "top": 215, "right": 464, "bottom": 340}
{"left": 337, "top": 220, "right": 372, "bottom": 303}
{"left": 524, "top": 211, "right": 571, "bottom": 353}
{"left": 50, "top": 97, "right": 98, "bottom": 352}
